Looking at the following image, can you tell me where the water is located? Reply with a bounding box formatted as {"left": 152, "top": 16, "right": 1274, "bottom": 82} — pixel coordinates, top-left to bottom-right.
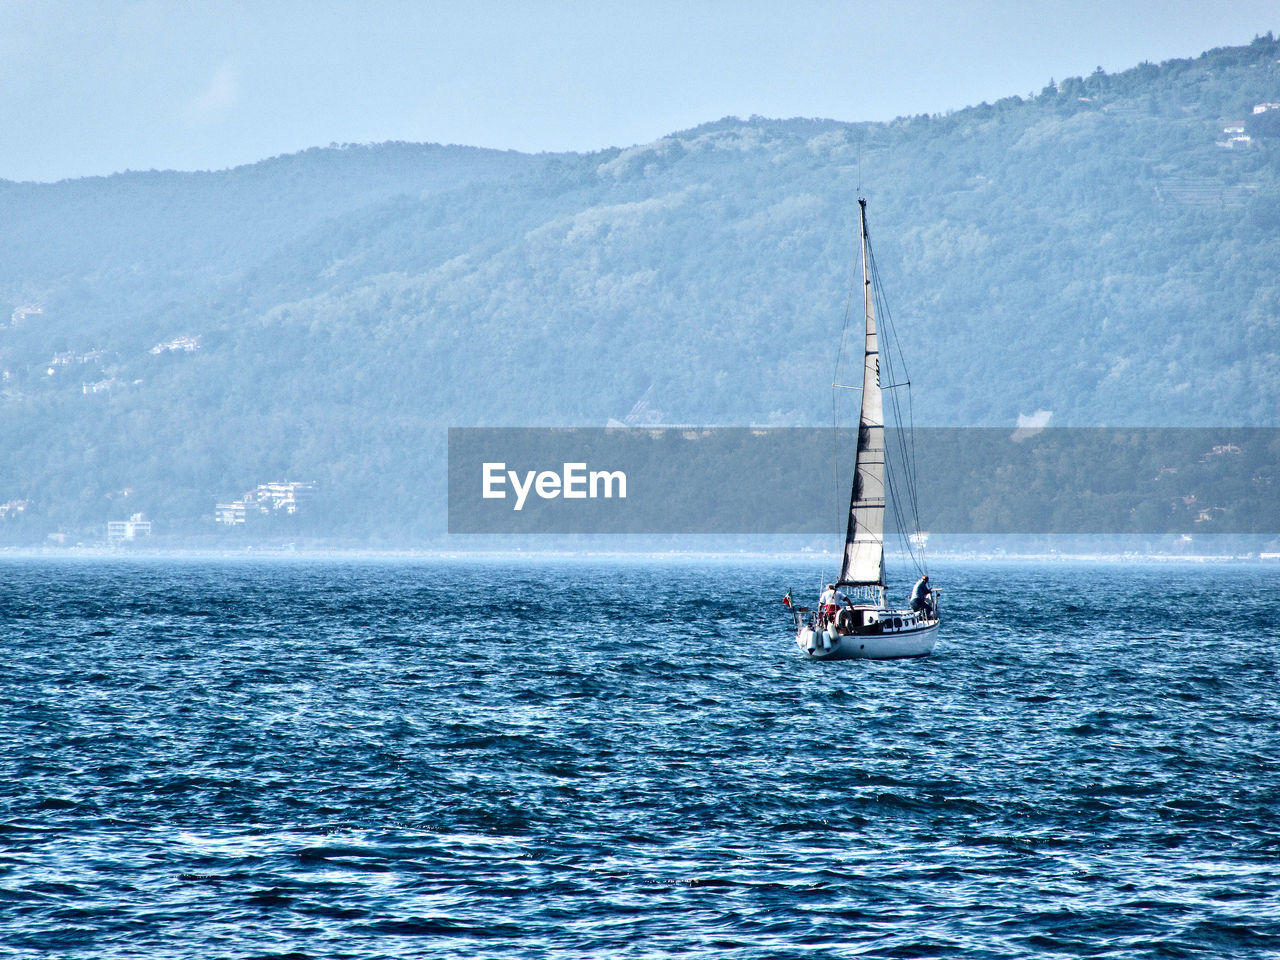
{"left": 2, "top": 556, "right": 1278, "bottom": 958}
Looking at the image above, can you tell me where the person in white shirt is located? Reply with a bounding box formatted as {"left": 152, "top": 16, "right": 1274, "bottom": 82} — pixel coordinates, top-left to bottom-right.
{"left": 909, "top": 574, "right": 934, "bottom": 617}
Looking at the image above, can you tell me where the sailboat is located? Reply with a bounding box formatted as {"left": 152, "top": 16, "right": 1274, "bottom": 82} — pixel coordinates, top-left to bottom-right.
{"left": 792, "top": 197, "right": 940, "bottom": 660}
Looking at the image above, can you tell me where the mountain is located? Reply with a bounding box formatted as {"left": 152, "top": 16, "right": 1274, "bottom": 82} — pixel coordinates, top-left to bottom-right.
{"left": 2, "top": 35, "right": 1278, "bottom": 544}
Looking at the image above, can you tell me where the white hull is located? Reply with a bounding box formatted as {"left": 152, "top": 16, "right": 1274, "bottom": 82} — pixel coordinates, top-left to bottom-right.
{"left": 796, "top": 618, "right": 938, "bottom": 660}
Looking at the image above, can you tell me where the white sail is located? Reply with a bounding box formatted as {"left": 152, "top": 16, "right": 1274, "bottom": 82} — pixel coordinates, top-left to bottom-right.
{"left": 838, "top": 199, "right": 885, "bottom": 588}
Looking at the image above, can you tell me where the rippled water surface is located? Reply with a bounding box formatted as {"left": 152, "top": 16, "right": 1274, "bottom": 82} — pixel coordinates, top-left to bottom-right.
{"left": 2, "top": 557, "right": 1278, "bottom": 958}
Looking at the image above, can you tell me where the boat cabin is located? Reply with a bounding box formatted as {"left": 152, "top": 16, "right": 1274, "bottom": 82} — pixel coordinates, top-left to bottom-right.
{"left": 806, "top": 605, "right": 928, "bottom": 636}
{"left": 858, "top": 609, "right": 926, "bottom": 634}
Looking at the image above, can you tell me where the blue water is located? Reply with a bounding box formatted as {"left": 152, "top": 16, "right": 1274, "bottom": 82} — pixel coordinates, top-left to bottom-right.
{"left": 2, "top": 557, "right": 1278, "bottom": 959}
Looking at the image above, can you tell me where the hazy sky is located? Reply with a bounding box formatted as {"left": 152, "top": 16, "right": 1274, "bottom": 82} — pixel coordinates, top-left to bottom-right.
{"left": 3, "top": 1, "right": 1278, "bottom": 182}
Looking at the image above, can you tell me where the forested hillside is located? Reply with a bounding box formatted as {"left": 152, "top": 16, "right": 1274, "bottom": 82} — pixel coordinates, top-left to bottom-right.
{"left": 2, "top": 35, "right": 1278, "bottom": 543}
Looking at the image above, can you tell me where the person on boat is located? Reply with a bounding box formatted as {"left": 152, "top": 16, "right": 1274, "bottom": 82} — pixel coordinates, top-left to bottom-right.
{"left": 819, "top": 583, "right": 848, "bottom": 612}
{"left": 835, "top": 597, "right": 858, "bottom": 632}
{"left": 818, "top": 583, "right": 841, "bottom": 625}
{"left": 909, "top": 574, "right": 934, "bottom": 617}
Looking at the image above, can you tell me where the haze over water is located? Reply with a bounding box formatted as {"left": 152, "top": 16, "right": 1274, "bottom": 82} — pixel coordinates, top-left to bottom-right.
{"left": 2, "top": 557, "right": 1278, "bottom": 957}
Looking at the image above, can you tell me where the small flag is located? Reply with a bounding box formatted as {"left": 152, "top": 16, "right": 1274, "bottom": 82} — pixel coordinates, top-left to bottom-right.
{"left": 782, "top": 589, "right": 793, "bottom": 608}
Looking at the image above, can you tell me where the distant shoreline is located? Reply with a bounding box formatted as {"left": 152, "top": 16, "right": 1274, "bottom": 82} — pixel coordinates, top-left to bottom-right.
{"left": 2, "top": 546, "right": 1277, "bottom": 564}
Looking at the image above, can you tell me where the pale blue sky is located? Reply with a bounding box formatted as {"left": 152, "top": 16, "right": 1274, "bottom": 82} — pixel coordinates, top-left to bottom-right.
{"left": 2, "top": 0, "right": 1277, "bottom": 182}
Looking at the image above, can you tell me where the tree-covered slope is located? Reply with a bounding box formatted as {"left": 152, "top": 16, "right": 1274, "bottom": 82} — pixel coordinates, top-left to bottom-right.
{"left": 2, "top": 35, "right": 1278, "bottom": 541}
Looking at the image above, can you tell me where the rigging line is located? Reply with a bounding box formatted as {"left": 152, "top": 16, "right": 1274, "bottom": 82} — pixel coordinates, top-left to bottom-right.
{"left": 907, "top": 383, "right": 926, "bottom": 576}
{"left": 861, "top": 209, "right": 909, "bottom": 577}
{"left": 888, "top": 385, "right": 921, "bottom": 541}
{"left": 885, "top": 462, "right": 922, "bottom": 577}
{"left": 874, "top": 270, "right": 923, "bottom": 543}
{"left": 832, "top": 380, "right": 841, "bottom": 561}
{"left": 892, "top": 421, "right": 923, "bottom": 573}
{"left": 877, "top": 316, "right": 926, "bottom": 576}
{"left": 865, "top": 220, "right": 925, "bottom": 577}
{"left": 907, "top": 378, "right": 927, "bottom": 573}
{"left": 873, "top": 401, "right": 916, "bottom": 575}
{"left": 887, "top": 364, "right": 923, "bottom": 573}
{"left": 881, "top": 416, "right": 918, "bottom": 566}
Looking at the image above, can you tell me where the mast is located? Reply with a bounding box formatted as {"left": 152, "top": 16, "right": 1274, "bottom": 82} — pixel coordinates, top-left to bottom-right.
{"left": 836, "top": 198, "right": 886, "bottom": 592}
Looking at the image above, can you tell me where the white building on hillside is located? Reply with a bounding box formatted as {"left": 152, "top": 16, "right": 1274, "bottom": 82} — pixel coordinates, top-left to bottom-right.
{"left": 107, "top": 513, "right": 151, "bottom": 542}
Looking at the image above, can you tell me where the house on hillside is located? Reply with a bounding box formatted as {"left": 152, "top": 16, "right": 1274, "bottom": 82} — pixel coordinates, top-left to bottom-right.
{"left": 215, "top": 501, "right": 247, "bottom": 525}
{"left": 10, "top": 305, "right": 42, "bottom": 327}
{"left": 82, "top": 378, "right": 122, "bottom": 395}
{"left": 1218, "top": 122, "right": 1251, "bottom": 149}
{"left": 0, "top": 499, "right": 30, "bottom": 519}
{"left": 107, "top": 513, "right": 151, "bottom": 542}
{"left": 50, "top": 349, "right": 105, "bottom": 368}
{"left": 150, "top": 335, "right": 201, "bottom": 355}
{"left": 215, "top": 481, "right": 316, "bottom": 525}
{"left": 1203, "top": 443, "right": 1242, "bottom": 459}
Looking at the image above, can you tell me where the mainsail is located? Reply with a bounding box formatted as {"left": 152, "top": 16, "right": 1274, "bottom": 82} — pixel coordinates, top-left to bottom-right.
{"left": 837, "top": 199, "right": 886, "bottom": 589}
